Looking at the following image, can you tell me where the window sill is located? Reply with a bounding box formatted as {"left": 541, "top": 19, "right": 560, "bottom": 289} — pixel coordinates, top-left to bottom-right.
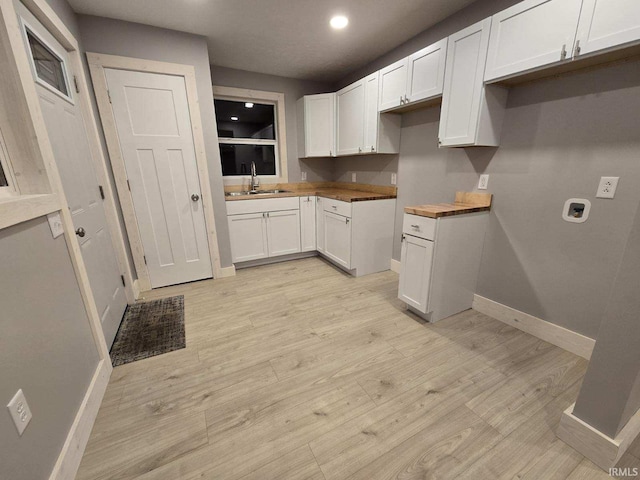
{"left": 0, "top": 193, "right": 61, "bottom": 230}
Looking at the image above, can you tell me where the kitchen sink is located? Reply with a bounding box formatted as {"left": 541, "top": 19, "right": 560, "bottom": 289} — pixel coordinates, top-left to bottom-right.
{"left": 225, "top": 189, "right": 291, "bottom": 196}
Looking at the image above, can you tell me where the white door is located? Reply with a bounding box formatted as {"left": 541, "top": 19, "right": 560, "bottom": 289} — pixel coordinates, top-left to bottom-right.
{"left": 336, "top": 79, "right": 365, "bottom": 156}
{"left": 228, "top": 213, "right": 268, "bottom": 263}
{"left": 484, "top": 0, "right": 583, "bottom": 82}
{"left": 266, "top": 210, "right": 301, "bottom": 257}
{"left": 406, "top": 38, "right": 447, "bottom": 103}
{"left": 323, "top": 211, "right": 351, "bottom": 269}
{"left": 398, "top": 234, "right": 434, "bottom": 313}
{"left": 105, "top": 69, "right": 212, "bottom": 288}
{"left": 575, "top": 0, "right": 640, "bottom": 57}
{"left": 300, "top": 196, "right": 317, "bottom": 252}
{"left": 362, "top": 72, "right": 380, "bottom": 153}
{"left": 303, "top": 94, "right": 335, "bottom": 157}
{"left": 18, "top": 3, "right": 127, "bottom": 348}
{"left": 316, "top": 197, "right": 325, "bottom": 253}
{"left": 378, "top": 58, "right": 408, "bottom": 112}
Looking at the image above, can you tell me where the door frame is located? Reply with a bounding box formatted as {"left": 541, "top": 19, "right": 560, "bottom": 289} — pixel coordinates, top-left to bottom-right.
{"left": 87, "top": 53, "right": 223, "bottom": 291}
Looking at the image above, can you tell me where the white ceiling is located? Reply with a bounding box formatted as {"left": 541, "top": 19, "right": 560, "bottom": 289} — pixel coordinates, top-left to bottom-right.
{"left": 67, "top": 0, "right": 477, "bottom": 82}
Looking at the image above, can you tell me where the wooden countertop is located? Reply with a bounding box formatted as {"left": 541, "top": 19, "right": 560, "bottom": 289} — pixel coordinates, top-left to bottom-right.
{"left": 404, "top": 192, "right": 492, "bottom": 218}
{"left": 224, "top": 182, "right": 396, "bottom": 202}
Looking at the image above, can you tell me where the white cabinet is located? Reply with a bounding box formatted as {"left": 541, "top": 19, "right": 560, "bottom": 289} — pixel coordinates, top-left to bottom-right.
{"left": 316, "top": 197, "right": 325, "bottom": 253}
{"left": 296, "top": 93, "right": 335, "bottom": 157}
{"left": 398, "top": 212, "right": 489, "bottom": 322}
{"left": 378, "top": 39, "right": 447, "bottom": 112}
{"left": 363, "top": 73, "right": 380, "bottom": 153}
{"left": 336, "top": 79, "right": 365, "bottom": 156}
{"left": 484, "top": 0, "right": 584, "bottom": 82}
{"left": 575, "top": 0, "right": 640, "bottom": 57}
{"left": 439, "top": 18, "right": 508, "bottom": 147}
{"left": 300, "top": 196, "right": 316, "bottom": 252}
{"left": 227, "top": 198, "right": 301, "bottom": 263}
{"left": 323, "top": 210, "right": 352, "bottom": 269}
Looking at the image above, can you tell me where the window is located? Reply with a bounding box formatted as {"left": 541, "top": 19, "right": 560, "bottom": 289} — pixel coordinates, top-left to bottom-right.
{"left": 213, "top": 87, "right": 287, "bottom": 183}
{"left": 24, "top": 26, "right": 72, "bottom": 101}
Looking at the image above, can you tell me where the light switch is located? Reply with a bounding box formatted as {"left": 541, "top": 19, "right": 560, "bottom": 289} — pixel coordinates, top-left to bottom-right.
{"left": 47, "top": 212, "right": 64, "bottom": 238}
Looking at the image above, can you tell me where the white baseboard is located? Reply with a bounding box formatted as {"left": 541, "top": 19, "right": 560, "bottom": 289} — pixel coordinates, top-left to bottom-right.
{"left": 472, "top": 295, "right": 595, "bottom": 360}
{"left": 390, "top": 258, "right": 401, "bottom": 274}
{"left": 557, "top": 402, "right": 640, "bottom": 470}
{"left": 218, "top": 265, "right": 236, "bottom": 278}
{"left": 49, "top": 359, "right": 111, "bottom": 480}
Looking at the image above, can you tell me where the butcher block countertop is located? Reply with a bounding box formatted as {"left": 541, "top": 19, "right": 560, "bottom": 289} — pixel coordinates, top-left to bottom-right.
{"left": 405, "top": 192, "right": 492, "bottom": 218}
{"left": 224, "top": 182, "right": 396, "bottom": 202}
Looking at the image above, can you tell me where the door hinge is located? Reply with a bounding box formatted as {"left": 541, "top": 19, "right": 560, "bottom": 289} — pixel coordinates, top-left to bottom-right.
{"left": 107, "top": 90, "right": 112, "bottom": 104}
{"left": 73, "top": 75, "right": 80, "bottom": 94}
{"left": 98, "top": 185, "right": 105, "bottom": 200}
{"left": 120, "top": 275, "right": 125, "bottom": 287}
{"left": 127, "top": 180, "right": 131, "bottom": 191}
{"left": 143, "top": 255, "right": 147, "bottom": 265}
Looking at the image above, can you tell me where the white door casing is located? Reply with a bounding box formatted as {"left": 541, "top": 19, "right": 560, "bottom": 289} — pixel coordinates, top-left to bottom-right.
{"left": 105, "top": 68, "right": 213, "bottom": 288}
{"left": 18, "top": 3, "right": 127, "bottom": 348}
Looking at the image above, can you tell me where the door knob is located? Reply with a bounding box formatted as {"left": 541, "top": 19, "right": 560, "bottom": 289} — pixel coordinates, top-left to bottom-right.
{"left": 75, "top": 227, "right": 86, "bottom": 237}
{"left": 191, "top": 193, "right": 200, "bottom": 202}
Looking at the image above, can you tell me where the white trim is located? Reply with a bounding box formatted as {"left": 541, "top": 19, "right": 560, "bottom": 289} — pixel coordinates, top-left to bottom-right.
{"left": 0, "top": 128, "right": 18, "bottom": 198}
{"left": 213, "top": 85, "right": 288, "bottom": 185}
{"left": 472, "top": 294, "right": 595, "bottom": 359}
{"left": 557, "top": 402, "right": 640, "bottom": 470}
{"left": 48, "top": 359, "right": 111, "bottom": 480}
{"left": 218, "top": 265, "right": 237, "bottom": 278}
{"left": 390, "top": 258, "right": 401, "bottom": 274}
{"left": 132, "top": 279, "right": 140, "bottom": 299}
{"left": 87, "top": 53, "right": 224, "bottom": 291}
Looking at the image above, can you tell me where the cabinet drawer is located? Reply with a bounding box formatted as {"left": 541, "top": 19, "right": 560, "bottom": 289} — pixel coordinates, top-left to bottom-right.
{"left": 226, "top": 197, "right": 300, "bottom": 215}
{"left": 322, "top": 197, "right": 352, "bottom": 218}
{"left": 402, "top": 214, "right": 436, "bottom": 240}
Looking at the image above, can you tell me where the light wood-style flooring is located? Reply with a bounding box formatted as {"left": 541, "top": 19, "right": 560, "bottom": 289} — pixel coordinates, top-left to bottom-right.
{"left": 77, "top": 257, "right": 640, "bottom": 479}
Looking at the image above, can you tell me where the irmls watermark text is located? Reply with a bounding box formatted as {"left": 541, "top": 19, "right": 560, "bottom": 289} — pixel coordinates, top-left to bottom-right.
{"left": 610, "top": 467, "right": 640, "bottom": 477}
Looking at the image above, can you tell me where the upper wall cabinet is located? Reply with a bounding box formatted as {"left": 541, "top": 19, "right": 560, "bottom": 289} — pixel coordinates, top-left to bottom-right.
{"left": 336, "top": 72, "right": 401, "bottom": 156}
{"left": 575, "top": 0, "right": 640, "bottom": 57}
{"left": 484, "top": 0, "right": 584, "bottom": 82}
{"left": 297, "top": 93, "right": 335, "bottom": 157}
{"left": 439, "top": 19, "right": 508, "bottom": 147}
{"left": 378, "top": 39, "right": 448, "bottom": 112}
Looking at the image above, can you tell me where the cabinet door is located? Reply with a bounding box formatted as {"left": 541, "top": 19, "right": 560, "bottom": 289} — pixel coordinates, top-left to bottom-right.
{"left": 316, "top": 197, "right": 325, "bottom": 253}
{"left": 304, "top": 94, "right": 335, "bottom": 157}
{"left": 362, "top": 72, "right": 380, "bottom": 153}
{"left": 323, "top": 211, "right": 351, "bottom": 269}
{"left": 484, "top": 0, "right": 583, "bottom": 82}
{"left": 406, "top": 38, "right": 447, "bottom": 104}
{"left": 299, "top": 196, "right": 316, "bottom": 252}
{"left": 378, "top": 58, "right": 408, "bottom": 112}
{"left": 336, "top": 79, "right": 365, "bottom": 156}
{"left": 266, "top": 210, "right": 301, "bottom": 257}
{"left": 575, "top": 0, "right": 640, "bottom": 57}
{"left": 398, "top": 234, "right": 434, "bottom": 314}
{"left": 228, "top": 213, "right": 268, "bottom": 263}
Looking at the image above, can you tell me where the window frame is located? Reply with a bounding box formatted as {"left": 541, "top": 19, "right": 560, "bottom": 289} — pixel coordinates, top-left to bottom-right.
{"left": 213, "top": 86, "right": 288, "bottom": 185}
{"left": 0, "top": 129, "right": 18, "bottom": 198}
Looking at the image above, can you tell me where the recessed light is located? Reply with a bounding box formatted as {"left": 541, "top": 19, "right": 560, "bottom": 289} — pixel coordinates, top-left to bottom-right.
{"left": 231, "top": 116, "right": 239, "bottom": 121}
{"left": 330, "top": 15, "right": 348, "bottom": 30}
{"left": 244, "top": 102, "right": 254, "bottom": 108}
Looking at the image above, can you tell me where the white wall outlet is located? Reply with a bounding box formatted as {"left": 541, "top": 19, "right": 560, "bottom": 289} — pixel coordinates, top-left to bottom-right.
{"left": 391, "top": 173, "right": 397, "bottom": 185}
{"left": 47, "top": 212, "right": 64, "bottom": 238}
{"left": 596, "top": 176, "right": 619, "bottom": 199}
{"left": 301, "top": 171, "right": 307, "bottom": 181}
{"left": 7, "top": 389, "right": 32, "bottom": 436}
{"left": 351, "top": 172, "right": 357, "bottom": 183}
{"left": 478, "top": 174, "right": 489, "bottom": 190}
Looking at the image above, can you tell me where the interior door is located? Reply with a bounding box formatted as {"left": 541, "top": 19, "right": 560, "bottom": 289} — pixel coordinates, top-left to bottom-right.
{"left": 575, "top": 0, "right": 640, "bottom": 56}
{"left": 105, "top": 69, "right": 212, "bottom": 288}
{"left": 398, "top": 234, "right": 434, "bottom": 313}
{"left": 17, "top": 2, "right": 127, "bottom": 349}
{"left": 323, "top": 211, "right": 351, "bottom": 269}
{"left": 266, "top": 210, "right": 301, "bottom": 257}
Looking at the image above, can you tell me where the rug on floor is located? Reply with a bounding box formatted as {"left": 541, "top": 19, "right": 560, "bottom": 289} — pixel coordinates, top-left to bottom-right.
{"left": 110, "top": 295, "right": 185, "bottom": 367}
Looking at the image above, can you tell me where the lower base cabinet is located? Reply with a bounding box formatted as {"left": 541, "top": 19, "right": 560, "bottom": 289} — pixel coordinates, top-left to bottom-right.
{"left": 323, "top": 210, "right": 352, "bottom": 269}
{"left": 398, "top": 234, "right": 434, "bottom": 313}
{"left": 227, "top": 212, "right": 269, "bottom": 263}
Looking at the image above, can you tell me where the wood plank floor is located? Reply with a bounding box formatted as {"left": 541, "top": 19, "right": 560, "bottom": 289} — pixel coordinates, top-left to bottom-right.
{"left": 76, "top": 257, "right": 640, "bottom": 480}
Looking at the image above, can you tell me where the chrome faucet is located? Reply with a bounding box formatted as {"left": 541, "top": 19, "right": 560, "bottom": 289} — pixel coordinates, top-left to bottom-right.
{"left": 250, "top": 161, "right": 260, "bottom": 191}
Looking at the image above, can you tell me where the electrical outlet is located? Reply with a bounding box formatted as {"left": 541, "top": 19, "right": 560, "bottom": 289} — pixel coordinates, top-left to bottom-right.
{"left": 7, "top": 389, "right": 32, "bottom": 436}
{"left": 391, "top": 173, "right": 397, "bottom": 185}
{"left": 47, "top": 212, "right": 64, "bottom": 238}
{"left": 351, "top": 172, "right": 357, "bottom": 183}
{"left": 301, "top": 171, "right": 307, "bottom": 181}
{"left": 478, "top": 174, "right": 489, "bottom": 190}
{"left": 596, "top": 176, "right": 619, "bottom": 199}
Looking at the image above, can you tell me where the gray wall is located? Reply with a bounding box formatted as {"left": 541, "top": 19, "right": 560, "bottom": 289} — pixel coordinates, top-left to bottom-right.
{"left": 0, "top": 218, "right": 99, "bottom": 480}
{"left": 210, "top": 65, "right": 333, "bottom": 182}
{"left": 77, "top": 15, "right": 234, "bottom": 268}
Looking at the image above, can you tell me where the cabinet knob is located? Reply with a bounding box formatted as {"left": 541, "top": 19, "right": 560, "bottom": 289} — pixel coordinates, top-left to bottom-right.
{"left": 371, "top": 146, "right": 375, "bottom": 152}
{"left": 358, "top": 147, "right": 362, "bottom": 153}
{"left": 411, "top": 224, "right": 420, "bottom": 230}
{"left": 400, "top": 95, "right": 404, "bottom": 105}
{"left": 573, "top": 40, "right": 581, "bottom": 57}
{"left": 560, "top": 44, "right": 567, "bottom": 60}
{"left": 405, "top": 95, "right": 409, "bottom": 103}
{"left": 346, "top": 218, "right": 350, "bottom": 224}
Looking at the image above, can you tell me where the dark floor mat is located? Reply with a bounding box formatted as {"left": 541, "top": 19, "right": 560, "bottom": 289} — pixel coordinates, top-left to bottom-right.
{"left": 109, "top": 295, "right": 185, "bottom": 367}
